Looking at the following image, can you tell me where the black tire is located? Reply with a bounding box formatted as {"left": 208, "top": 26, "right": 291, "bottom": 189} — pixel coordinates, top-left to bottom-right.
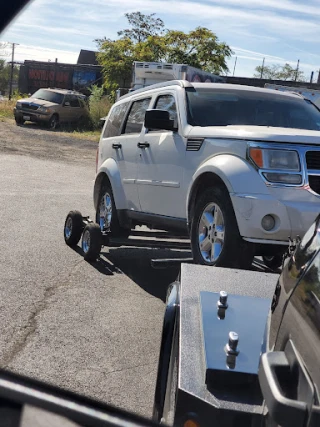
{"left": 15, "top": 117, "right": 24, "bottom": 125}
{"left": 95, "top": 179, "right": 130, "bottom": 238}
{"left": 64, "top": 210, "right": 84, "bottom": 247}
{"left": 262, "top": 253, "right": 284, "bottom": 270}
{"left": 190, "top": 186, "right": 254, "bottom": 269}
{"left": 48, "top": 114, "right": 59, "bottom": 130}
{"left": 82, "top": 223, "right": 102, "bottom": 261}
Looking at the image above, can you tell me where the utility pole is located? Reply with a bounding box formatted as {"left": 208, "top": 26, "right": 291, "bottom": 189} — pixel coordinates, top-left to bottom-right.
{"left": 232, "top": 57, "right": 237, "bottom": 77}
{"left": 260, "top": 57, "right": 265, "bottom": 79}
{"left": 294, "top": 59, "right": 300, "bottom": 82}
{"left": 9, "top": 42, "right": 19, "bottom": 100}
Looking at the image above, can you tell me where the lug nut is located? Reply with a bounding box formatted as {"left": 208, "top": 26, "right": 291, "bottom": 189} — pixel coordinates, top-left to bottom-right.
{"left": 217, "top": 290, "right": 228, "bottom": 308}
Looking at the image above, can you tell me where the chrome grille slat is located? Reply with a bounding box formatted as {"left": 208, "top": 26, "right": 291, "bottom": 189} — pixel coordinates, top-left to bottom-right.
{"left": 21, "top": 103, "right": 39, "bottom": 111}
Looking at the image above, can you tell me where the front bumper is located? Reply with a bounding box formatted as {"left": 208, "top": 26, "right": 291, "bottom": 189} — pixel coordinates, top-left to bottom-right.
{"left": 14, "top": 108, "right": 51, "bottom": 123}
{"left": 231, "top": 187, "right": 320, "bottom": 243}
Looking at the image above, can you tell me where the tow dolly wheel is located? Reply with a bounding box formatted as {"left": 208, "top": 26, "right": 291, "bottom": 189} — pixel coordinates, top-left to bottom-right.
{"left": 82, "top": 223, "right": 102, "bottom": 261}
{"left": 64, "top": 211, "right": 84, "bottom": 247}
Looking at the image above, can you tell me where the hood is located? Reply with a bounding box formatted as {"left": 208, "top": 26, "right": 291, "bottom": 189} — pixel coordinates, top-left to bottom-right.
{"left": 18, "top": 97, "right": 58, "bottom": 108}
{"left": 188, "top": 125, "right": 320, "bottom": 146}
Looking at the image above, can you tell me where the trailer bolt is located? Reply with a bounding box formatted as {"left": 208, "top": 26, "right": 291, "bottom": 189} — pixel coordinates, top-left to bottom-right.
{"left": 228, "top": 331, "right": 239, "bottom": 350}
{"left": 225, "top": 331, "right": 239, "bottom": 355}
{"left": 217, "top": 290, "right": 228, "bottom": 308}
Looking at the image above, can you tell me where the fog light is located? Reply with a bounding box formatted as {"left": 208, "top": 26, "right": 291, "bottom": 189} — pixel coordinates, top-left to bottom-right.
{"left": 263, "top": 173, "right": 302, "bottom": 185}
{"left": 261, "top": 215, "right": 275, "bottom": 231}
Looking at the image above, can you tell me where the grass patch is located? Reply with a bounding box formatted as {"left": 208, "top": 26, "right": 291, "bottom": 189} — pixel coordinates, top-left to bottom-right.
{"left": 61, "top": 128, "right": 101, "bottom": 142}
{"left": 0, "top": 99, "right": 15, "bottom": 119}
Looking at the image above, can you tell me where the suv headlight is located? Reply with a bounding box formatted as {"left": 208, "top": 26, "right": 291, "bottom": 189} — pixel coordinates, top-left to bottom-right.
{"left": 38, "top": 106, "right": 49, "bottom": 113}
{"left": 16, "top": 102, "right": 22, "bottom": 108}
{"left": 249, "top": 147, "right": 302, "bottom": 185}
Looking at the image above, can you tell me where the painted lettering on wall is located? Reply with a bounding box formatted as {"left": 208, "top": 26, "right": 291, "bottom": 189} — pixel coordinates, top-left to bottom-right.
{"left": 28, "top": 68, "right": 70, "bottom": 88}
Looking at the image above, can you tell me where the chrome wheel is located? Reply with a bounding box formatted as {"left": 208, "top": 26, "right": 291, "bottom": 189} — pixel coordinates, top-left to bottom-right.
{"left": 198, "top": 202, "right": 225, "bottom": 263}
{"left": 82, "top": 229, "right": 90, "bottom": 253}
{"left": 99, "top": 192, "right": 112, "bottom": 231}
{"left": 64, "top": 217, "right": 72, "bottom": 239}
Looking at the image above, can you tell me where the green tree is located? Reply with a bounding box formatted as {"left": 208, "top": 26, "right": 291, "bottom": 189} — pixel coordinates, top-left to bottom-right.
{"left": 0, "top": 59, "right": 19, "bottom": 95}
{"left": 117, "top": 11, "right": 165, "bottom": 43}
{"left": 162, "top": 27, "right": 232, "bottom": 74}
{"left": 254, "top": 62, "right": 305, "bottom": 81}
{"left": 96, "top": 13, "right": 232, "bottom": 99}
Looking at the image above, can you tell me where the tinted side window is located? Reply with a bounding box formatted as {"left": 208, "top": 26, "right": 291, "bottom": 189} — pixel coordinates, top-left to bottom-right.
{"left": 64, "top": 95, "right": 72, "bottom": 105}
{"left": 124, "top": 98, "right": 151, "bottom": 134}
{"left": 70, "top": 96, "right": 80, "bottom": 107}
{"left": 103, "top": 102, "right": 128, "bottom": 138}
{"left": 155, "top": 95, "right": 178, "bottom": 127}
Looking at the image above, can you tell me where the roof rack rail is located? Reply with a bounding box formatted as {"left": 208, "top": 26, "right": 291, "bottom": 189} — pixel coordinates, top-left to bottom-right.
{"left": 119, "top": 80, "right": 194, "bottom": 100}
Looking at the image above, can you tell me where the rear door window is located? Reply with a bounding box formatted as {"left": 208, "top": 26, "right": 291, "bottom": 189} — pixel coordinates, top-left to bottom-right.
{"left": 103, "top": 102, "right": 129, "bottom": 138}
{"left": 123, "top": 98, "right": 151, "bottom": 134}
{"left": 70, "top": 96, "right": 80, "bottom": 108}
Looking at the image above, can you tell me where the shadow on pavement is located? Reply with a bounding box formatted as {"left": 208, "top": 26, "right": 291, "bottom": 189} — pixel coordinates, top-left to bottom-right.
{"left": 71, "top": 243, "right": 279, "bottom": 302}
{"left": 101, "top": 247, "right": 192, "bottom": 302}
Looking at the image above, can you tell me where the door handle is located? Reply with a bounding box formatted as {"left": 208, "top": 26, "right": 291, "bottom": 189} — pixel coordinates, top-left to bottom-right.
{"left": 112, "top": 143, "right": 122, "bottom": 149}
{"left": 137, "top": 142, "right": 150, "bottom": 148}
{"left": 259, "top": 351, "right": 309, "bottom": 427}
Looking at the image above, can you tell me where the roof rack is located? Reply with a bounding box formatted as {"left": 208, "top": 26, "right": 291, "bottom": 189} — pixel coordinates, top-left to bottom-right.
{"left": 119, "top": 80, "right": 194, "bottom": 100}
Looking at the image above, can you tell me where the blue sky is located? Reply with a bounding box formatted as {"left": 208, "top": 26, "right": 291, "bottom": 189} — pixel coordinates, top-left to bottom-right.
{"left": 1, "top": 0, "right": 320, "bottom": 79}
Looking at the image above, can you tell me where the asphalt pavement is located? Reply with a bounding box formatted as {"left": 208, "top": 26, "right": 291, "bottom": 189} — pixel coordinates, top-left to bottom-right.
{"left": 0, "top": 148, "right": 188, "bottom": 418}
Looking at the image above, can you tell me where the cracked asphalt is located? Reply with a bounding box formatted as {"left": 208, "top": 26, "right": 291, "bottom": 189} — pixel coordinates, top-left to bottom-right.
{"left": 0, "top": 120, "right": 189, "bottom": 418}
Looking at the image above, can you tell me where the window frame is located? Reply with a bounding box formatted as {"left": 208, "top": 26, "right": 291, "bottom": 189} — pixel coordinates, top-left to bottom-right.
{"left": 147, "top": 92, "right": 179, "bottom": 132}
{"left": 122, "top": 97, "right": 152, "bottom": 135}
{"left": 102, "top": 101, "right": 129, "bottom": 139}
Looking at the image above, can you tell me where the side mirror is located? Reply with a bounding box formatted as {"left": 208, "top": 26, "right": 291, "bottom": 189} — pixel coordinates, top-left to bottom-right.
{"left": 64, "top": 101, "right": 70, "bottom": 107}
{"left": 144, "top": 109, "right": 175, "bottom": 131}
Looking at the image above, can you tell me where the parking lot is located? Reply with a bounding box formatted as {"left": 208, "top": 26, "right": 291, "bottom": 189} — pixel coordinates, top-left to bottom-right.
{"left": 0, "top": 119, "right": 194, "bottom": 418}
{"left": 0, "top": 119, "right": 277, "bottom": 420}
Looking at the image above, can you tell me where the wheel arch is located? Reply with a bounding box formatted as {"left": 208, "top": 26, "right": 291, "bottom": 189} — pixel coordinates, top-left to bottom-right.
{"left": 187, "top": 154, "right": 268, "bottom": 228}
{"left": 187, "top": 172, "right": 230, "bottom": 230}
{"left": 93, "top": 158, "right": 127, "bottom": 211}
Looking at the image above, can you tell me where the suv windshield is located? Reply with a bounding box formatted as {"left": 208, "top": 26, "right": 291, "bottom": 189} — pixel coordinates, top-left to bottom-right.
{"left": 31, "top": 89, "right": 64, "bottom": 105}
{"left": 186, "top": 88, "right": 320, "bottom": 131}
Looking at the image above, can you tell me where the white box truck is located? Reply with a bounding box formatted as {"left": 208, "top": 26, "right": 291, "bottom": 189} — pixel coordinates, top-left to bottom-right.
{"left": 131, "top": 61, "right": 225, "bottom": 90}
{"left": 265, "top": 83, "right": 320, "bottom": 108}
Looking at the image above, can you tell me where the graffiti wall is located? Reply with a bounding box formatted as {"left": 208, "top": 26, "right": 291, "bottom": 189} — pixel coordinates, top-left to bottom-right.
{"left": 19, "top": 61, "right": 101, "bottom": 95}
{"left": 27, "top": 68, "right": 70, "bottom": 90}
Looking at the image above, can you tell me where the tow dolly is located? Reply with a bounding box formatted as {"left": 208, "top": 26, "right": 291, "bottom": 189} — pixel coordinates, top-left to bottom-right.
{"left": 63, "top": 210, "right": 193, "bottom": 264}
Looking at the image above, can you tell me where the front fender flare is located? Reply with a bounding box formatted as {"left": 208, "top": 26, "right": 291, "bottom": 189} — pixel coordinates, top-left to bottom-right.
{"left": 186, "top": 155, "right": 269, "bottom": 219}
{"left": 93, "top": 158, "right": 127, "bottom": 210}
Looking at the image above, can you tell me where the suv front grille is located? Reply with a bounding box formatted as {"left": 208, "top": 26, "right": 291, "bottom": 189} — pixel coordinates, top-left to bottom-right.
{"left": 306, "top": 151, "right": 320, "bottom": 170}
{"left": 21, "top": 103, "right": 39, "bottom": 111}
{"left": 308, "top": 176, "right": 320, "bottom": 194}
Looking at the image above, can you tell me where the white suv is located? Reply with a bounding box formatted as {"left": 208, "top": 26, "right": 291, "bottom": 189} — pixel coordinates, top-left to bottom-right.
{"left": 94, "top": 81, "right": 320, "bottom": 269}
